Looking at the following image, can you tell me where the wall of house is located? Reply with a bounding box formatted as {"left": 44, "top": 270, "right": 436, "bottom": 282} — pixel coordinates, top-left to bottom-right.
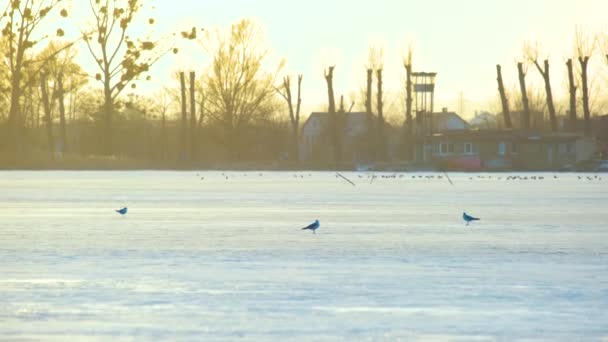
{"left": 575, "top": 138, "right": 596, "bottom": 162}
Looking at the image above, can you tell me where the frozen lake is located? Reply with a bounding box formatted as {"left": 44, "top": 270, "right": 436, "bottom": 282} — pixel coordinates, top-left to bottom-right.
{"left": 1, "top": 171, "right": 607, "bottom": 341}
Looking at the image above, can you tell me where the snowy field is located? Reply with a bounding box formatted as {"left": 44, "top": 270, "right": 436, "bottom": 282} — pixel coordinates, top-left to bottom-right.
{"left": 1, "top": 171, "right": 607, "bottom": 341}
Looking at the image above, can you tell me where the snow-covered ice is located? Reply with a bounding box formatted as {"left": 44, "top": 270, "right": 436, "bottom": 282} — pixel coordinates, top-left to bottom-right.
{"left": 1, "top": 171, "right": 607, "bottom": 341}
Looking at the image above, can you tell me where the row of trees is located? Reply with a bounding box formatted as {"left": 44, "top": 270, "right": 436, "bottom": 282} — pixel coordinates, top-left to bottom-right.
{"left": 0, "top": 0, "right": 196, "bottom": 162}
{"left": 1, "top": 1, "right": 607, "bottom": 166}
{"left": 496, "top": 28, "right": 608, "bottom": 136}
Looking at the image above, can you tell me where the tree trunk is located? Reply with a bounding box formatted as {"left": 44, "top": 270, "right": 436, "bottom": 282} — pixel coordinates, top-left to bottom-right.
{"left": 579, "top": 56, "right": 591, "bottom": 137}
{"left": 566, "top": 59, "right": 577, "bottom": 132}
{"left": 103, "top": 75, "right": 113, "bottom": 156}
{"left": 376, "top": 69, "right": 386, "bottom": 161}
{"left": 517, "top": 62, "right": 530, "bottom": 130}
{"left": 405, "top": 63, "right": 413, "bottom": 135}
{"left": 179, "top": 72, "right": 188, "bottom": 161}
{"left": 325, "top": 66, "right": 340, "bottom": 163}
{"left": 189, "top": 71, "right": 197, "bottom": 161}
{"left": 496, "top": 64, "right": 512, "bottom": 129}
{"left": 294, "top": 75, "right": 302, "bottom": 162}
{"left": 198, "top": 95, "right": 205, "bottom": 129}
{"left": 40, "top": 74, "right": 54, "bottom": 160}
{"left": 534, "top": 60, "right": 557, "bottom": 132}
{"left": 365, "top": 69, "right": 374, "bottom": 161}
{"left": 161, "top": 109, "right": 167, "bottom": 161}
{"left": 7, "top": 69, "right": 23, "bottom": 159}
{"left": 57, "top": 72, "right": 68, "bottom": 154}
{"left": 543, "top": 60, "right": 557, "bottom": 132}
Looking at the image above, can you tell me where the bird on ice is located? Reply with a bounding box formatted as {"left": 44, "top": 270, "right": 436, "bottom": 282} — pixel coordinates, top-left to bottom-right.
{"left": 301, "top": 220, "right": 320, "bottom": 234}
{"left": 463, "top": 212, "right": 479, "bottom": 226}
{"left": 115, "top": 207, "right": 128, "bottom": 215}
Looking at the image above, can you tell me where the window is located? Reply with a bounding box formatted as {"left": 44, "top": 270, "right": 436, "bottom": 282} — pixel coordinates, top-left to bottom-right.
{"left": 566, "top": 142, "right": 574, "bottom": 153}
{"left": 448, "top": 143, "right": 454, "bottom": 153}
{"left": 498, "top": 142, "right": 507, "bottom": 156}
{"left": 511, "top": 142, "right": 519, "bottom": 154}
{"left": 439, "top": 143, "right": 448, "bottom": 154}
{"left": 464, "top": 142, "right": 473, "bottom": 154}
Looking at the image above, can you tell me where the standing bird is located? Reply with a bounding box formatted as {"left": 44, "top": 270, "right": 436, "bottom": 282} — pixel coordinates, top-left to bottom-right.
{"left": 463, "top": 212, "right": 479, "bottom": 226}
{"left": 301, "top": 220, "right": 320, "bottom": 234}
{"left": 115, "top": 207, "right": 128, "bottom": 216}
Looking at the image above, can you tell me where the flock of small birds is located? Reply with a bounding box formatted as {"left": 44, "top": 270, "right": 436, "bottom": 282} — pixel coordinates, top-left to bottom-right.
{"left": 191, "top": 172, "right": 604, "bottom": 183}
{"left": 115, "top": 171, "right": 605, "bottom": 232}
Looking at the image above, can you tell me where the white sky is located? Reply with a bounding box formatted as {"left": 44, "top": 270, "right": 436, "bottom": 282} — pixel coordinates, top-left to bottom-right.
{"left": 60, "top": 0, "right": 608, "bottom": 118}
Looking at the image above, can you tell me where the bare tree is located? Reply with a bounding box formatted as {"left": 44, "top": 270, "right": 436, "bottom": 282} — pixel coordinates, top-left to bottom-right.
{"left": 179, "top": 71, "right": 187, "bottom": 160}
{"left": 1, "top": 0, "right": 69, "bottom": 155}
{"left": 403, "top": 44, "right": 414, "bottom": 135}
{"left": 189, "top": 71, "right": 197, "bottom": 160}
{"left": 277, "top": 74, "right": 303, "bottom": 162}
{"left": 324, "top": 66, "right": 340, "bottom": 163}
{"left": 57, "top": 72, "right": 67, "bottom": 153}
{"left": 39, "top": 73, "right": 53, "bottom": 159}
{"left": 82, "top": 0, "right": 191, "bottom": 155}
{"left": 517, "top": 62, "right": 531, "bottom": 129}
{"left": 566, "top": 59, "right": 577, "bottom": 132}
{"left": 366, "top": 46, "right": 384, "bottom": 161}
{"left": 155, "top": 88, "right": 173, "bottom": 161}
{"left": 365, "top": 68, "right": 374, "bottom": 160}
{"left": 37, "top": 41, "right": 88, "bottom": 153}
{"left": 574, "top": 27, "right": 595, "bottom": 137}
{"left": 496, "top": 65, "right": 512, "bottom": 129}
{"left": 525, "top": 42, "right": 557, "bottom": 132}
{"left": 203, "top": 19, "right": 281, "bottom": 159}
{"left": 376, "top": 68, "right": 386, "bottom": 161}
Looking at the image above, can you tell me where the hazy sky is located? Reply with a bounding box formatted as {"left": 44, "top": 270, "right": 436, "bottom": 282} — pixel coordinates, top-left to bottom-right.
{"left": 69, "top": 0, "right": 608, "bottom": 118}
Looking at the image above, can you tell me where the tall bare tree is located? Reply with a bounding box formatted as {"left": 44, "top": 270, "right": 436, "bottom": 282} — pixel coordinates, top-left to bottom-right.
{"left": 277, "top": 74, "right": 303, "bottom": 162}
{"left": 517, "top": 62, "right": 530, "bottom": 129}
{"left": 189, "top": 71, "right": 197, "bottom": 160}
{"left": 82, "top": 0, "right": 191, "bottom": 155}
{"left": 179, "top": 71, "right": 187, "bottom": 160}
{"left": 403, "top": 45, "right": 414, "bottom": 136}
{"left": 574, "top": 27, "right": 595, "bottom": 137}
{"left": 365, "top": 68, "right": 374, "bottom": 160}
{"left": 496, "top": 64, "right": 512, "bottom": 129}
{"left": 203, "top": 19, "right": 281, "bottom": 159}
{"left": 57, "top": 72, "right": 67, "bottom": 153}
{"left": 1, "top": 0, "right": 69, "bottom": 155}
{"left": 566, "top": 59, "right": 577, "bottom": 132}
{"left": 39, "top": 73, "right": 53, "bottom": 159}
{"left": 525, "top": 42, "right": 557, "bottom": 132}
{"left": 324, "top": 66, "right": 341, "bottom": 163}
{"left": 376, "top": 68, "right": 386, "bottom": 161}
{"left": 37, "top": 41, "right": 88, "bottom": 153}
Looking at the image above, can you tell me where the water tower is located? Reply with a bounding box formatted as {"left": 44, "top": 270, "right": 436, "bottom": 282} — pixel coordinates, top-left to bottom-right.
{"left": 412, "top": 72, "right": 437, "bottom": 136}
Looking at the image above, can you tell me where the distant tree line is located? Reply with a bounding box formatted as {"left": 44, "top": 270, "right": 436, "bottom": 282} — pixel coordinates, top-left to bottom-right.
{"left": 1, "top": 1, "right": 607, "bottom": 167}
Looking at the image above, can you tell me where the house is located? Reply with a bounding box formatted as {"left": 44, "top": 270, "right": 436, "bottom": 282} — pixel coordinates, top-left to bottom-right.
{"left": 469, "top": 111, "right": 499, "bottom": 129}
{"left": 593, "top": 115, "right": 608, "bottom": 159}
{"left": 414, "top": 129, "right": 595, "bottom": 171}
{"left": 413, "top": 108, "right": 469, "bottom": 136}
{"left": 300, "top": 112, "right": 399, "bottom": 164}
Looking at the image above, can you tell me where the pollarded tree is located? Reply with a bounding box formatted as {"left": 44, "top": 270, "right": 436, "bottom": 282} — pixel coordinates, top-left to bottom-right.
{"left": 82, "top": 0, "right": 197, "bottom": 155}
{"left": 1, "top": 0, "right": 69, "bottom": 153}
{"left": 203, "top": 19, "right": 283, "bottom": 159}
{"left": 516, "top": 61, "right": 531, "bottom": 130}
{"left": 276, "top": 74, "right": 302, "bottom": 162}
{"left": 525, "top": 41, "right": 557, "bottom": 132}
{"left": 402, "top": 43, "right": 414, "bottom": 135}
{"left": 574, "top": 26, "right": 595, "bottom": 137}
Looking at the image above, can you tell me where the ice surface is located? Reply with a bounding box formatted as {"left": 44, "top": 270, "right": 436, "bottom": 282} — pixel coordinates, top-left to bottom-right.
{"left": 1, "top": 171, "right": 607, "bottom": 341}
